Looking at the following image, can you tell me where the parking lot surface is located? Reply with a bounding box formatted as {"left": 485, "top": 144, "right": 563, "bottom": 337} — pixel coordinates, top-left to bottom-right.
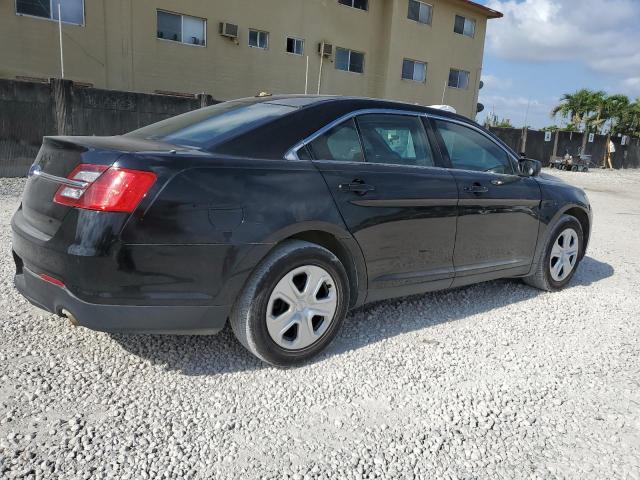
{"left": 1, "top": 170, "right": 639, "bottom": 479}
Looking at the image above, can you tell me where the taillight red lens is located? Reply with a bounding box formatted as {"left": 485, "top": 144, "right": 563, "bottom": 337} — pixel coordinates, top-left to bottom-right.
{"left": 54, "top": 164, "right": 156, "bottom": 213}
{"left": 40, "top": 273, "right": 65, "bottom": 288}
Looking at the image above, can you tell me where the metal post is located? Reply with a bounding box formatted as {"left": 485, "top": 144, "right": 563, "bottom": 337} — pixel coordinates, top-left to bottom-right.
{"left": 317, "top": 43, "right": 324, "bottom": 95}
{"left": 57, "top": 2, "right": 65, "bottom": 79}
{"left": 305, "top": 56, "right": 309, "bottom": 95}
{"left": 523, "top": 98, "right": 530, "bottom": 127}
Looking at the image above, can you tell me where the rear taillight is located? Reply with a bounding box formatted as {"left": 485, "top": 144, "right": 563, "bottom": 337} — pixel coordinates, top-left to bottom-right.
{"left": 54, "top": 164, "right": 156, "bottom": 213}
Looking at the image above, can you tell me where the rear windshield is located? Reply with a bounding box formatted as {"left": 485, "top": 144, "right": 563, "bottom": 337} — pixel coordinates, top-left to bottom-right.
{"left": 126, "top": 100, "right": 296, "bottom": 150}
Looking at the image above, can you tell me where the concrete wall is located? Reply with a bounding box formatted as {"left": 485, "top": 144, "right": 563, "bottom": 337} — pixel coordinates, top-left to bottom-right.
{"left": 489, "top": 127, "right": 640, "bottom": 169}
{"left": 1, "top": 0, "right": 498, "bottom": 118}
{"left": 0, "top": 80, "right": 55, "bottom": 177}
{"left": 0, "top": 78, "right": 205, "bottom": 177}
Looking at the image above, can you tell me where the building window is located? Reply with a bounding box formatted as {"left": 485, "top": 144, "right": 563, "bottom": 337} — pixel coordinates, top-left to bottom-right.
{"left": 454, "top": 15, "right": 476, "bottom": 37}
{"left": 16, "top": 0, "right": 84, "bottom": 25}
{"left": 407, "top": 0, "right": 433, "bottom": 25}
{"left": 249, "top": 29, "right": 269, "bottom": 49}
{"left": 402, "top": 59, "right": 427, "bottom": 82}
{"left": 448, "top": 68, "right": 470, "bottom": 89}
{"left": 338, "top": 0, "right": 368, "bottom": 11}
{"left": 157, "top": 11, "right": 206, "bottom": 46}
{"left": 286, "top": 37, "right": 304, "bottom": 55}
{"left": 335, "top": 48, "right": 364, "bottom": 74}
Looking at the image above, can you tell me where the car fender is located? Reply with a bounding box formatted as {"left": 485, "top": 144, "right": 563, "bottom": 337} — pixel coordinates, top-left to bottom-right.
{"left": 530, "top": 201, "right": 591, "bottom": 274}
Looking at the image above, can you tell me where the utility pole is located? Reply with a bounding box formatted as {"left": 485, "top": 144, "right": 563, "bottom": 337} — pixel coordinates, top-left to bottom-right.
{"left": 58, "top": 1, "right": 65, "bottom": 78}
{"left": 304, "top": 56, "right": 309, "bottom": 95}
{"left": 317, "top": 43, "right": 325, "bottom": 95}
{"left": 523, "top": 98, "right": 531, "bottom": 128}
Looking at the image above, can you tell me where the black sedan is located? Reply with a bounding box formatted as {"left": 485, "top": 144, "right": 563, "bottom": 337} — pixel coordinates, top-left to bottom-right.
{"left": 12, "top": 96, "right": 592, "bottom": 366}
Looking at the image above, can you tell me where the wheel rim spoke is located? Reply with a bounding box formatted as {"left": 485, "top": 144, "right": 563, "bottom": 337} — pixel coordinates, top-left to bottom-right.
{"left": 267, "top": 308, "right": 297, "bottom": 338}
{"left": 293, "top": 314, "right": 318, "bottom": 349}
{"left": 272, "top": 278, "right": 301, "bottom": 306}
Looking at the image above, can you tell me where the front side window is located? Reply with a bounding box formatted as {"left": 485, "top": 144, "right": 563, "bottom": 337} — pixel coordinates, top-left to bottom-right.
{"left": 308, "top": 119, "right": 364, "bottom": 162}
{"left": 357, "top": 114, "right": 435, "bottom": 167}
{"left": 454, "top": 15, "right": 476, "bottom": 37}
{"left": 335, "top": 48, "right": 365, "bottom": 74}
{"left": 402, "top": 59, "right": 427, "bottom": 83}
{"left": 338, "top": 0, "right": 368, "bottom": 11}
{"left": 17, "top": 0, "right": 84, "bottom": 25}
{"left": 249, "top": 29, "right": 269, "bottom": 49}
{"left": 434, "top": 120, "right": 514, "bottom": 174}
{"left": 157, "top": 11, "right": 206, "bottom": 45}
{"left": 286, "top": 37, "right": 304, "bottom": 55}
{"left": 408, "top": 0, "right": 433, "bottom": 25}
{"left": 448, "top": 68, "right": 470, "bottom": 89}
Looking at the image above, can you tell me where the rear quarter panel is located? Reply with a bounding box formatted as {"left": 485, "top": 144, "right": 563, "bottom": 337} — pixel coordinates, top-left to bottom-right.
{"left": 119, "top": 155, "right": 357, "bottom": 306}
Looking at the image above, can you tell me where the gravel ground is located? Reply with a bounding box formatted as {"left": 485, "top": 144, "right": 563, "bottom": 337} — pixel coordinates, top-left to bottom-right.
{"left": 1, "top": 169, "right": 639, "bottom": 479}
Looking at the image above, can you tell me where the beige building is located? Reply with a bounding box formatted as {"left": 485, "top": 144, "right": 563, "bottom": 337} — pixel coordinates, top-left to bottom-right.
{"left": 1, "top": 0, "right": 501, "bottom": 118}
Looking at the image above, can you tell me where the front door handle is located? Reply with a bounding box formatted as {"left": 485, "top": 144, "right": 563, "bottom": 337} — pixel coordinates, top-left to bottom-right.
{"left": 464, "top": 184, "right": 489, "bottom": 194}
{"left": 339, "top": 180, "right": 375, "bottom": 195}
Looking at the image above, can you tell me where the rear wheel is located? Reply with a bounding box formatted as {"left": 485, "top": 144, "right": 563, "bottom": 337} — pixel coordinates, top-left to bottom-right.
{"left": 230, "top": 240, "right": 350, "bottom": 367}
{"left": 524, "top": 215, "right": 583, "bottom": 291}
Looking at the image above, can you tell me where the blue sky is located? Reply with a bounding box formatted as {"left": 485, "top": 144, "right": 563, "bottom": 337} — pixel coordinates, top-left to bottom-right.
{"left": 474, "top": 0, "right": 640, "bottom": 128}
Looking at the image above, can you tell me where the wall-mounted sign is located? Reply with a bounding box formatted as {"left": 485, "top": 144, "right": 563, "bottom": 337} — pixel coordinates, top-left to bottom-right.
{"left": 588, "top": 133, "right": 595, "bottom": 143}
{"left": 544, "top": 131, "right": 552, "bottom": 142}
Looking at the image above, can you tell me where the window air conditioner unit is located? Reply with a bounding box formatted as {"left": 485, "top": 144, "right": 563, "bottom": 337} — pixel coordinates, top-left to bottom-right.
{"left": 318, "top": 42, "right": 333, "bottom": 57}
{"left": 219, "top": 22, "right": 239, "bottom": 39}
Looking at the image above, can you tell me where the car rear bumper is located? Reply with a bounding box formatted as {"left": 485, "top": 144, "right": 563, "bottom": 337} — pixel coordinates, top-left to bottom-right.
{"left": 15, "top": 266, "right": 230, "bottom": 335}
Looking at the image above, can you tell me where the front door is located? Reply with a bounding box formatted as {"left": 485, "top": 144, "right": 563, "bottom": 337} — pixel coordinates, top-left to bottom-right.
{"left": 430, "top": 118, "right": 541, "bottom": 286}
{"left": 306, "top": 113, "right": 459, "bottom": 302}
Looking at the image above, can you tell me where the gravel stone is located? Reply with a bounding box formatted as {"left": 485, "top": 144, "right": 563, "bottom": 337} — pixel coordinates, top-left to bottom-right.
{"left": 0, "top": 169, "right": 639, "bottom": 479}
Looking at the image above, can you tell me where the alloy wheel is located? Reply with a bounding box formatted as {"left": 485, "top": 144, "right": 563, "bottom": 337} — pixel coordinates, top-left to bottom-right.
{"left": 549, "top": 228, "right": 579, "bottom": 282}
{"left": 266, "top": 265, "right": 338, "bottom": 350}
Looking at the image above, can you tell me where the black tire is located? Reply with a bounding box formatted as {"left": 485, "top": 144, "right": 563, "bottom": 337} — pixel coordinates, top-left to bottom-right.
{"left": 230, "top": 240, "right": 350, "bottom": 367}
{"left": 523, "top": 215, "right": 583, "bottom": 291}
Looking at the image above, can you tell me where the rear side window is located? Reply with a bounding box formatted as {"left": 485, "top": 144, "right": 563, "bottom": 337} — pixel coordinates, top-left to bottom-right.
{"left": 357, "top": 114, "right": 434, "bottom": 167}
{"left": 307, "top": 119, "right": 364, "bottom": 162}
{"left": 127, "top": 101, "right": 296, "bottom": 150}
{"left": 434, "top": 120, "right": 514, "bottom": 174}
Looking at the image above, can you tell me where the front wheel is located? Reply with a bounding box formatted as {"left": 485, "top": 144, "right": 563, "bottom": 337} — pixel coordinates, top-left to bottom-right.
{"left": 523, "top": 215, "right": 583, "bottom": 291}
{"left": 230, "top": 240, "right": 350, "bottom": 367}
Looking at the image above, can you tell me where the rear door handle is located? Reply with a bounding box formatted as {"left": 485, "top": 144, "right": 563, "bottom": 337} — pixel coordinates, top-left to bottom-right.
{"left": 464, "top": 184, "right": 489, "bottom": 194}
{"left": 339, "top": 181, "right": 375, "bottom": 195}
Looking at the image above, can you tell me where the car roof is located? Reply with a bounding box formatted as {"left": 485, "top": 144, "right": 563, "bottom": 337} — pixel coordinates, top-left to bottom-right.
{"left": 234, "top": 94, "right": 466, "bottom": 122}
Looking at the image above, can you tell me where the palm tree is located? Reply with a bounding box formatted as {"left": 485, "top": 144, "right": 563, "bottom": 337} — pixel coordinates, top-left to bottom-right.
{"left": 615, "top": 97, "right": 640, "bottom": 136}
{"left": 551, "top": 89, "right": 603, "bottom": 131}
{"left": 585, "top": 91, "right": 610, "bottom": 133}
{"left": 600, "top": 94, "right": 630, "bottom": 134}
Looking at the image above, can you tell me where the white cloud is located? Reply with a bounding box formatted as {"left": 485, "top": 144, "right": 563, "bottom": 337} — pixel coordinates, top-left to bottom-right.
{"left": 478, "top": 93, "right": 555, "bottom": 127}
{"left": 481, "top": 74, "right": 513, "bottom": 91}
{"left": 486, "top": 0, "right": 640, "bottom": 91}
{"left": 622, "top": 77, "right": 640, "bottom": 96}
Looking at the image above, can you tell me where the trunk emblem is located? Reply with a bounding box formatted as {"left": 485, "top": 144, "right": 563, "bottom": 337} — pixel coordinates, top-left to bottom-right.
{"left": 28, "top": 164, "right": 42, "bottom": 178}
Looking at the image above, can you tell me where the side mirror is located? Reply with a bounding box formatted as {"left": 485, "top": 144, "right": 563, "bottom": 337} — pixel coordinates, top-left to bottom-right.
{"left": 519, "top": 158, "right": 542, "bottom": 177}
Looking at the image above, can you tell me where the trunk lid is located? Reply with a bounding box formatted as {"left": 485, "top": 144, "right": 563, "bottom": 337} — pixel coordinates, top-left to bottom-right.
{"left": 21, "top": 136, "right": 180, "bottom": 237}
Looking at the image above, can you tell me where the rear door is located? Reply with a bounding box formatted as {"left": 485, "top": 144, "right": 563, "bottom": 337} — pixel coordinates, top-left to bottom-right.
{"left": 430, "top": 118, "right": 541, "bottom": 286}
{"left": 306, "top": 112, "right": 459, "bottom": 302}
